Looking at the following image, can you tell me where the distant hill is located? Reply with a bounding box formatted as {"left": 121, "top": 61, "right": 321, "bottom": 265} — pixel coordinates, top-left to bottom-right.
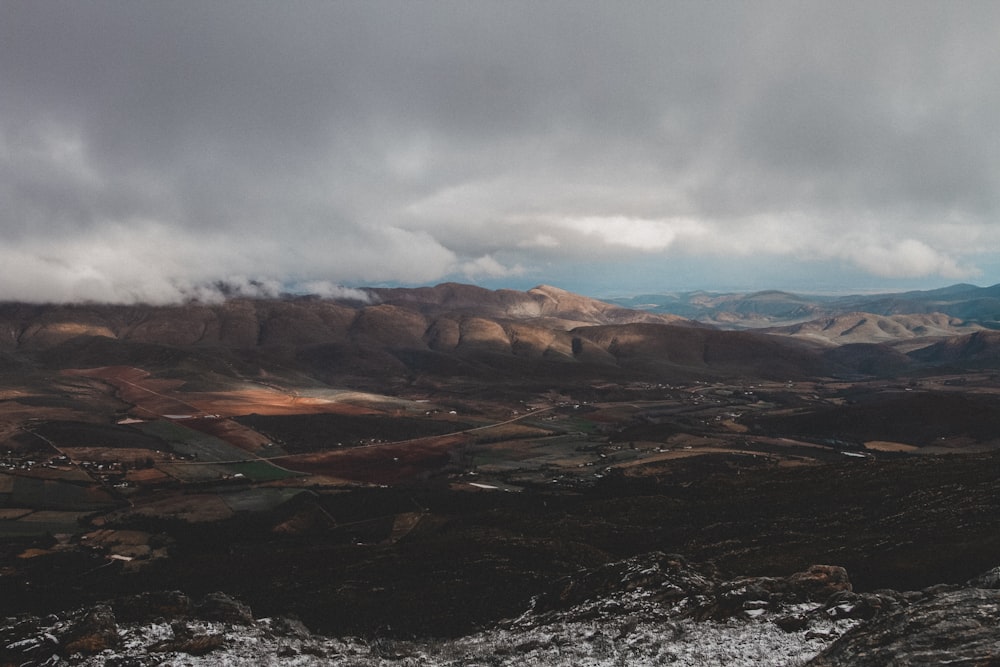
{"left": 762, "top": 312, "right": 985, "bottom": 347}
{"left": 609, "top": 284, "right": 1000, "bottom": 350}
{"left": 608, "top": 289, "right": 828, "bottom": 325}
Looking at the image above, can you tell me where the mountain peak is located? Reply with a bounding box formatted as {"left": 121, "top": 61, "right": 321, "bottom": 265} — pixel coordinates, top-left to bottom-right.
{"left": 529, "top": 284, "right": 571, "bottom": 295}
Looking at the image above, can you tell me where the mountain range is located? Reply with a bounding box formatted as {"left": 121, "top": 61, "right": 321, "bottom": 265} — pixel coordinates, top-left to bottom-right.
{"left": 4, "top": 282, "right": 1000, "bottom": 390}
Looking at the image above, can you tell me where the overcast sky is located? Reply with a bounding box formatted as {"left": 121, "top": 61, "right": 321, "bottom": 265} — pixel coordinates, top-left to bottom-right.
{"left": 3, "top": 1, "right": 1000, "bottom": 303}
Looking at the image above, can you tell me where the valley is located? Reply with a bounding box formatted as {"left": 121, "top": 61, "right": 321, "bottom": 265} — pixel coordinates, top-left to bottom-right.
{"left": 1, "top": 283, "right": 999, "bottom": 653}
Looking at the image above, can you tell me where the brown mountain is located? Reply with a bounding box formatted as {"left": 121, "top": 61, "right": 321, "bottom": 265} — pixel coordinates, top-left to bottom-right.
{"left": 0, "top": 284, "right": 852, "bottom": 388}
{"left": 0, "top": 284, "right": 684, "bottom": 350}
{"left": 369, "top": 283, "right": 692, "bottom": 328}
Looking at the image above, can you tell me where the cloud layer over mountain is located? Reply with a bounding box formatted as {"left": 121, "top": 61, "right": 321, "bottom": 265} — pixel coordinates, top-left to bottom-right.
{"left": 3, "top": 1, "right": 999, "bottom": 302}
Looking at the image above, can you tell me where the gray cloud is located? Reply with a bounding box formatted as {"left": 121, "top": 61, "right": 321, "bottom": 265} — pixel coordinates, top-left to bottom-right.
{"left": 2, "top": 1, "right": 999, "bottom": 302}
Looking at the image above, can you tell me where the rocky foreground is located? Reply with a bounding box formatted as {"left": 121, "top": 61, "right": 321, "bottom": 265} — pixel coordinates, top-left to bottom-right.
{"left": 3, "top": 553, "right": 998, "bottom": 667}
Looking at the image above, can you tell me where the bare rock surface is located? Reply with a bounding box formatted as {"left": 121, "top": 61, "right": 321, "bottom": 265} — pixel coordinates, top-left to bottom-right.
{"left": 807, "top": 587, "right": 1000, "bottom": 667}
{"left": 3, "top": 556, "right": 999, "bottom": 666}
{"left": 515, "top": 552, "right": 853, "bottom": 627}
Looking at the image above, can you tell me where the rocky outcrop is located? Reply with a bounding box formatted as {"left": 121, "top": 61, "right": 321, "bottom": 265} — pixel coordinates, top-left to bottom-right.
{"left": 807, "top": 587, "right": 1000, "bottom": 666}
{"left": 512, "top": 552, "right": 855, "bottom": 628}
{"left": 517, "top": 554, "right": 1000, "bottom": 666}
{"left": 1, "top": 604, "right": 119, "bottom": 665}
{"left": 967, "top": 565, "right": 1000, "bottom": 590}
{"left": 520, "top": 552, "right": 717, "bottom": 625}
{"left": 4, "top": 558, "right": 1000, "bottom": 666}
{"left": 799, "top": 564, "right": 1000, "bottom": 665}
{"left": 0, "top": 592, "right": 258, "bottom": 666}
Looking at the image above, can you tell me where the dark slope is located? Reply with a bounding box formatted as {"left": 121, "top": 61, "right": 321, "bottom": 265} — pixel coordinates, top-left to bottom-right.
{"left": 573, "top": 322, "right": 834, "bottom": 380}
{"left": 908, "top": 329, "right": 1000, "bottom": 369}
{"left": 821, "top": 343, "right": 914, "bottom": 376}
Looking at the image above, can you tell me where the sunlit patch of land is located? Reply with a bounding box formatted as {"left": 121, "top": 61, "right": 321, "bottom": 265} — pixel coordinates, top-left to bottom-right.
{"left": 62, "top": 366, "right": 430, "bottom": 418}
{"left": 865, "top": 440, "right": 919, "bottom": 452}
{"left": 183, "top": 388, "right": 382, "bottom": 417}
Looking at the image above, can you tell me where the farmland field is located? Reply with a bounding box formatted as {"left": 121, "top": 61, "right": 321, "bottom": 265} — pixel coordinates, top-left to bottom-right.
{"left": 136, "top": 420, "right": 254, "bottom": 462}
{"left": 0, "top": 510, "right": 94, "bottom": 537}
{"left": 233, "top": 413, "right": 474, "bottom": 453}
{"left": 0, "top": 473, "right": 118, "bottom": 511}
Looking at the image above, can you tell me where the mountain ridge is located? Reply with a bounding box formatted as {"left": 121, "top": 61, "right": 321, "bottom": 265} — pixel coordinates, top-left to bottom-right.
{"left": 4, "top": 283, "right": 999, "bottom": 386}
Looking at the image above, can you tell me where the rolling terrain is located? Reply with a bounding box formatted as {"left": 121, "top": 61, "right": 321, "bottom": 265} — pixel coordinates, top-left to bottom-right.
{"left": 609, "top": 282, "right": 1000, "bottom": 333}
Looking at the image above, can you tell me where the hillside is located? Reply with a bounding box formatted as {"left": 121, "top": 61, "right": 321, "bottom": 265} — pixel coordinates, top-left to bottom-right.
{"left": 908, "top": 330, "right": 1000, "bottom": 368}
{"left": 762, "top": 312, "right": 985, "bottom": 347}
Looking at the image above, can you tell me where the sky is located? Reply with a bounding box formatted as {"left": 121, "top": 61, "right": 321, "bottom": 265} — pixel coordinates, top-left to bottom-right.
{"left": 2, "top": 1, "right": 1000, "bottom": 303}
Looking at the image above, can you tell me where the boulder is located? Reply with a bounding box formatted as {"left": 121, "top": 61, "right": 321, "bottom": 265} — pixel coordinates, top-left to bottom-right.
{"left": 59, "top": 604, "right": 119, "bottom": 655}
{"left": 786, "top": 565, "right": 853, "bottom": 600}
